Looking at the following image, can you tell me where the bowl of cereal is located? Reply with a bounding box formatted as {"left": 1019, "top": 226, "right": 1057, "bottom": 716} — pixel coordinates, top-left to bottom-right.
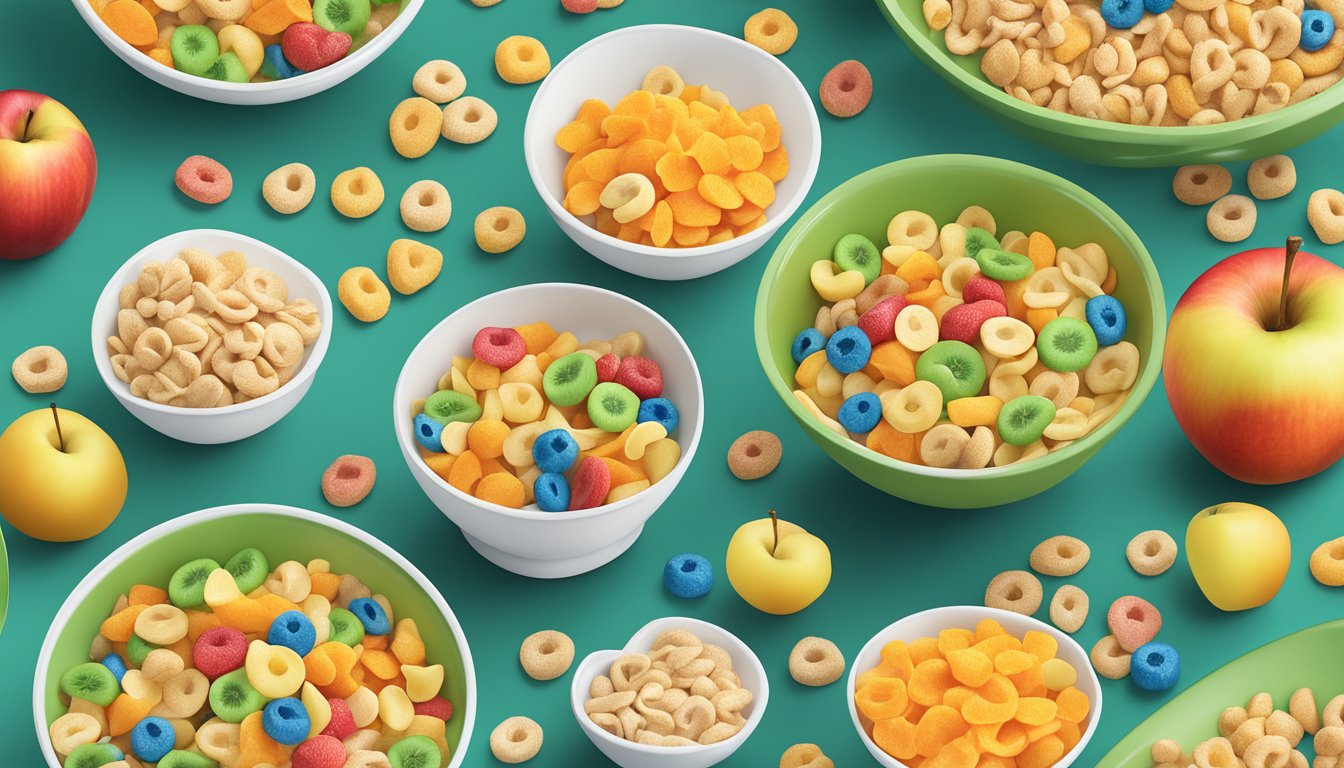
{"left": 755, "top": 155, "right": 1165, "bottom": 508}
{"left": 91, "top": 228, "right": 333, "bottom": 444}
{"left": 393, "top": 282, "right": 704, "bottom": 579}
{"left": 569, "top": 617, "right": 769, "bottom": 768}
{"left": 850, "top": 606, "right": 1102, "bottom": 767}
{"left": 877, "top": 0, "right": 1344, "bottom": 165}
{"left": 74, "top": 0, "right": 423, "bottom": 105}
{"left": 35, "top": 503, "right": 475, "bottom": 768}
{"left": 523, "top": 24, "right": 821, "bottom": 280}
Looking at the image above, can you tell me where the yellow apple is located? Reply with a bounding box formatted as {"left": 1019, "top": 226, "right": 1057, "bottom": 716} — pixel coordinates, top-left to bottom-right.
{"left": 1186, "top": 501, "right": 1291, "bottom": 611}
{"left": 725, "top": 511, "right": 831, "bottom": 615}
{"left": 0, "top": 406, "right": 126, "bottom": 541}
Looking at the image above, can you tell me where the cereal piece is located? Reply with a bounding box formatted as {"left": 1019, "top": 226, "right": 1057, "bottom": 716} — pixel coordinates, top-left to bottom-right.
{"left": 1291, "top": 688, "right": 1321, "bottom": 735}
{"left": 984, "top": 570, "right": 1043, "bottom": 615}
{"left": 11, "top": 345, "right": 67, "bottom": 393}
{"left": 413, "top": 59, "right": 466, "bottom": 104}
{"left": 475, "top": 206, "right": 526, "bottom": 253}
{"left": 175, "top": 155, "right": 232, "bottom": 205}
{"left": 400, "top": 180, "right": 452, "bottom": 233}
{"left": 321, "top": 455, "right": 376, "bottom": 507}
{"left": 642, "top": 65, "right": 685, "bottom": 98}
{"left": 330, "top": 167, "right": 384, "bottom": 219}
{"left": 1248, "top": 155, "right": 1296, "bottom": 200}
{"left": 519, "top": 630, "right": 574, "bottom": 681}
{"left": 727, "top": 430, "right": 782, "bottom": 480}
{"left": 1207, "top": 194, "right": 1257, "bottom": 242}
{"left": 1127, "top": 530, "right": 1178, "bottom": 576}
{"left": 1308, "top": 189, "right": 1344, "bottom": 245}
{"left": 262, "top": 163, "right": 316, "bottom": 215}
{"left": 744, "top": 8, "right": 798, "bottom": 55}
{"left": 819, "top": 60, "right": 873, "bottom": 118}
{"left": 337, "top": 267, "right": 391, "bottom": 323}
{"left": 495, "top": 35, "right": 550, "bottom": 84}
{"left": 788, "top": 637, "right": 845, "bottom": 687}
{"left": 441, "top": 96, "right": 498, "bottom": 144}
{"left": 1029, "top": 535, "right": 1090, "bottom": 577}
{"left": 1173, "top": 164, "right": 1232, "bottom": 205}
{"left": 490, "top": 716, "right": 543, "bottom": 763}
{"left": 1310, "top": 536, "right": 1344, "bottom": 586}
{"left": 1090, "top": 635, "right": 1131, "bottom": 679}
{"left": 1131, "top": 641, "right": 1180, "bottom": 691}
{"left": 1108, "top": 595, "right": 1161, "bottom": 651}
{"left": 386, "top": 238, "right": 443, "bottom": 296}
{"left": 389, "top": 97, "right": 443, "bottom": 159}
{"left": 780, "top": 743, "right": 834, "bottom": 768}
{"left": 600, "top": 173, "right": 656, "bottom": 224}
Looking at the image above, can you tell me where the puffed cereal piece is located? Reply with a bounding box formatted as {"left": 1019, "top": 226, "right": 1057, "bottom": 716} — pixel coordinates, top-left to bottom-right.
{"left": 1151, "top": 738, "right": 1184, "bottom": 765}
{"left": 819, "top": 59, "right": 873, "bottom": 118}
{"left": 261, "top": 162, "right": 316, "bottom": 215}
{"left": 1050, "top": 584, "right": 1089, "bottom": 634}
{"left": 495, "top": 35, "right": 550, "bottom": 84}
{"left": 788, "top": 637, "right": 845, "bottom": 687}
{"left": 1291, "top": 688, "right": 1321, "bottom": 735}
{"left": 744, "top": 8, "right": 798, "bottom": 55}
{"left": 12, "top": 345, "right": 67, "bottom": 393}
{"left": 519, "top": 630, "right": 575, "bottom": 681}
{"left": 386, "top": 238, "right": 443, "bottom": 296}
{"left": 1090, "top": 634, "right": 1132, "bottom": 680}
{"left": 984, "top": 569, "right": 1043, "bottom": 615}
{"left": 1029, "top": 535, "right": 1091, "bottom": 577}
{"left": 389, "top": 97, "right": 444, "bottom": 159}
{"left": 1308, "top": 189, "right": 1344, "bottom": 245}
{"left": 442, "top": 96, "right": 498, "bottom": 144}
{"left": 49, "top": 712, "right": 100, "bottom": 756}
{"left": 642, "top": 65, "right": 685, "bottom": 98}
{"left": 1248, "top": 155, "right": 1297, "bottom": 200}
{"left": 491, "top": 716, "right": 543, "bottom": 763}
{"left": 1127, "top": 530, "right": 1178, "bottom": 576}
{"left": 413, "top": 59, "right": 466, "bottom": 103}
{"left": 1310, "top": 537, "right": 1344, "bottom": 586}
{"left": 475, "top": 206, "right": 526, "bottom": 253}
{"left": 1207, "top": 194, "right": 1257, "bottom": 242}
{"left": 780, "top": 743, "right": 834, "bottom": 768}
{"left": 727, "top": 430, "right": 783, "bottom": 480}
{"left": 400, "top": 180, "right": 452, "bottom": 233}
{"left": 1173, "top": 164, "right": 1232, "bottom": 205}
{"left": 330, "top": 167, "right": 385, "bottom": 219}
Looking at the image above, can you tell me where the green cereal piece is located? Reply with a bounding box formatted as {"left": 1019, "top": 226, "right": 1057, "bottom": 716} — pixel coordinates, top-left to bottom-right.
{"left": 313, "top": 0, "right": 372, "bottom": 37}
{"left": 127, "top": 634, "right": 160, "bottom": 666}
{"left": 543, "top": 353, "right": 598, "bottom": 407}
{"left": 587, "top": 382, "right": 639, "bottom": 433}
{"left": 1037, "top": 317, "right": 1099, "bottom": 372}
{"left": 975, "top": 248, "right": 1034, "bottom": 281}
{"left": 60, "top": 662, "right": 120, "bottom": 707}
{"left": 328, "top": 606, "right": 366, "bottom": 646}
{"left": 424, "top": 390, "right": 483, "bottom": 426}
{"left": 171, "top": 25, "right": 220, "bottom": 77}
{"left": 915, "top": 340, "right": 986, "bottom": 402}
{"left": 998, "top": 395, "right": 1057, "bottom": 446}
{"left": 158, "top": 750, "right": 219, "bottom": 768}
{"left": 169, "top": 557, "right": 220, "bottom": 610}
{"left": 224, "top": 547, "right": 268, "bottom": 594}
{"left": 203, "top": 52, "right": 249, "bottom": 83}
{"left": 963, "top": 227, "right": 1000, "bottom": 260}
{"left": 64, "top": 743, "right": 124, "bottom": 768}
{"left": 833, "top": 233, "right": 882, "bottom": 285}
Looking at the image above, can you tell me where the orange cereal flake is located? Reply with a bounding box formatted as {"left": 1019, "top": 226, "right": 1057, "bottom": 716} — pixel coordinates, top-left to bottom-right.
{"left": 100, "top": 0, "right": 157, "bottom": 47}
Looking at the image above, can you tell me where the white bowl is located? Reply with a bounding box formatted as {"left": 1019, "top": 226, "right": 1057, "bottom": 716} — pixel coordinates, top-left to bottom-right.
{"left": 72, "top": 0, "right": 424, "bottom": 105}
{"left": 34, "top": 503, "right": 477, "bottom": 768}
{"left": 393, "top": 282, "right": 704, "bottom": 579}
{"left": 570, "top": 617, "right": 769, "bottom": 768}
{"left": 524, "top": 24, "right": 822, "bottom": 281}
{"left": 848, "top": 606, "right": 1103, "bottom": 767}
{"left": 91, "top": 228, "right": 334, "bottom": 444}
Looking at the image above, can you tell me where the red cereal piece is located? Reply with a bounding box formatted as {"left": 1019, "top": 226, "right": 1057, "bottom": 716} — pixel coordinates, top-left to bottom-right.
{"left": 193, "top": 626, "right": 249, "bottom": 681}
{"left": 962, "top": 277, "right": 1006, "bottom": 307}
{"left": 819, "top": 60, "right": 873, "bottom": 118}
{"left": 292, "top": 735, "right": 346, "bottom": 768}
{"left": 320, "top": 697, "right": 357, "bottom": 740}
{"left": 857, "top": 296, "right": 908, "bottom": 346}
{"left": 1107, "top": 595, "right": 1162, "bottom": 652}
{"left": 939, "top": 299, "right": 1006, "bottom": 343}
{"left": 174, "top": 155, "right": 233, "bottom": 205}
{"left": 614, "top": 356, "right": 663, "bottom": 400}
{"left": 472, "top": 327, "right": 527, "bottom": 370}
{"left": 568, "top": 456, "right": 612, "bottom": 510}
{"left": 414, "top": 695, "right": 455, "bottom": 721}
{"left": 321, "top": 455, "right": 376, "bottom": 508}
{"left": 596, "top": 353, "right": 620, "bottom": 384}
{"left": 281, "top": 22, "right": 352, "bottom": 73}
{"left": 561, "top": 0, "right": 598, "bottom": 11}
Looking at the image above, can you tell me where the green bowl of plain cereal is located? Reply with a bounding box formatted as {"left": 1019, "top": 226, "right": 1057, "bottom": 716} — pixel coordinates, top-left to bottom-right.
{"left": 754, "top": 155, "right": 1166, "bottom": 509}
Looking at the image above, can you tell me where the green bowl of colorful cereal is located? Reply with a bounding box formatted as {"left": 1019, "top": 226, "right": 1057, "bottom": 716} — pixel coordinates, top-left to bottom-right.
{"left": 36, "top": 504, "right": 474, "bottom": 768}
{"left": 755, "top": 155, "right": 1165, "bottom": 509}
{"left": 74, "top": 0, "right": 424, "bottom": 105}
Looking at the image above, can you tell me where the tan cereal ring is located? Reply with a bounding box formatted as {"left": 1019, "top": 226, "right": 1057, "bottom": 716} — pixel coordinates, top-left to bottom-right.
{"left": 1151, "top": 739, "right": 1184, "bottom": 765}
{"left": 490, "top": 716, "right": 543, "bottom": 762}
{"left": 519, "top": 630, "right": 575, "bottom": 681}
{"left": 338, "top": 267, "right": 391, "bottom": 323}
{"left": 1127, "top": 530, "right": 1178, "bottom": 576}
{"left": 1290, "top": 688, "right": 1321, "bottom": 735}
{"left": 894, "top": 305, "right": 939, "bottom": 353}
{"left": 1090, "top": 634, "right": 1132, "bottom": 679}
{"left": 330, "top": 167, "right": 385, "bottom": 219}
{"left": 235, "top": 268, "right": 287, "bottom": 313}
{"left": 788, "top": 637, "right": 845, "bottom": 687}
{"left": 1266, "top": 710, "right": 1305, "bottom": 745}
{"left": 1308, "top": 189, "right": 1344, "bottom": 245}
{"left": 134, "top": 603, "right": 188, "bottom": 645}
{"left": 727, "top": 430, "right": 782, "bottom": 480}
{"left": 495, "top": 35, "right": 550, "bottom": 84}
{"left": 956, "top": 425, "right": 994, "bottom": 469}
{"left": 600, "top": 173, "right": 656, "bottom": 224}
{"left": 133, "top": 327, "right": 173, "bottom": 371}
{"left": 924, "top": 0, "right": 953, "bottom": 29}
{"left": 276, "top": 299, "right": 323, "bottom": 345}
{"left": 475, "top": 206, "right": 526, "bottom": 253}
{"left": 881, "top": 380, "right": 943, "bottom": 433}
{"left": 413, "top": 59, "right": 466, "bottom": 103}
{"left": 642, "top": 65, "right": 686, "bottom": 98}
{"left": 855, "top": 275, "right": 908, "bottom": 316}
{"left": 920, "top": 423, "right": 972, "bottom": 468}
{"left": 48, "top": 712, "right": 100, "bottom": 756}
{"left": 1028, "top": 370, "right": 1079, "bottom": 410}
{"left": 1049, "top": 584, "right": 1089, "bottom": 633}
{"left": 1242, "top": 734, "right": 1292, "bottom": 768}
{"left": 781, "top": 743, "right": 834, "bottom": 768}
{"left": 985, "top": 569, "right": 1043, "bottom": 615}
{"left": 261, "top": 163, "right": 316, "bottom": 215}
{"left": 1207, "top": 194, "right": 1257, "bottom": 242}
{"left": 1310, "top": 536, "right": 1344, "bottom": 586}
{"left": 1084, "top": 341, "right": 1140, "bottom": 395}
{"left": 1193, "top": 737, "right": 1241, "bottom": 768}
{"left": 222, "top": 321, "right": 264, "bottom": 360}
{"left": 941, "top": 257, "right": 980, "bottom": 299}
{"left": 887, "top": 210, "right": 939, "bottom": 251}
{"left": 979, "top": 316, "right": 1035, "bottom": 360}
{"left": 389, "top": 97, "right": 444, "bottom": 159}
{"left": 12, "top": 345, "right": 68, "bottom": 394}
{"left": 261, "top": 322, "right": 304, "bottom": 369}
{"left": 744, "top": 8, "right": 798, "bottom": 55}
{"left": 956, "top": 205, "right": 996, "bottom": 234}
{"left": 232, "top": 357, "right": 280, "bottom": 399}
{"left": 1030, "top": 535, "right": 1091, "bottom": 577}
{"left": 1321, "top": 725, "right": 1344, "bottom": 755}
{"left": 386, "top": 238, "right": 444, "bottom": 296}
{"left": 993, "top": 438, "right": 1047, "bottom": 467}
{"left": 1173, "top": 164, "right": 1232, "bottom": 205}
{"left": 400, "top": 180, "right": 452, "bottom": 233}
{"left": 195, "top": 0, "right": 247, "bottom": 20}
{"left": 442, "top": 97, "right": 499, "bottom": 144}
{"left": 1220, "top": 706, "right": 1250, "bottom": 737}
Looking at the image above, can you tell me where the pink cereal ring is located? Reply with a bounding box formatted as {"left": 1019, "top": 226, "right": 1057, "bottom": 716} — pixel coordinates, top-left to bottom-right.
{"left": 568, "top": 456, "right": 612, "bottom": 510}
{"left": 819, "top": 60, "right": 873, "bottom": 118}
{"left": 472, "top": 327, "right": 527, "bottom": 369}
{"left": 1107, "top": 595, "right": 1162, "bottom": 652}
{"left": 175, "top": 155, "right": 233, "bottom": 205}
{"left": 614, "top": 355, "right": 663, "bottom": 400}
{"left": 321, "top": 455, "right": 376, "bottom": 508}
{"left": 596, "top": 353, "right": 620, "bottom": 383}
{"left": 561, "top": 0, "right": 598, "bottom": 11}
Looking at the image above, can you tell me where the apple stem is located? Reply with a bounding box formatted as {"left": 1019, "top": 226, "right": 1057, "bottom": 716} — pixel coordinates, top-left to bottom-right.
{"left": 50, "top": 403, "right": 65, "bottom": 453}
{"left": 1276, "top": 236, "right": 1303, "bottom": 332}
{"left": 19, "top": 109, "right": 33, "bottom": 144}
{"left": 769, "top": 509, "right": 779, "bottom": 557}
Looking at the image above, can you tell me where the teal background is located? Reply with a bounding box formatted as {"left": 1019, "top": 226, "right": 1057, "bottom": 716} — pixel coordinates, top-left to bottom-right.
{"left": 3, "top": 0, "right": 1343, "bottom": 764}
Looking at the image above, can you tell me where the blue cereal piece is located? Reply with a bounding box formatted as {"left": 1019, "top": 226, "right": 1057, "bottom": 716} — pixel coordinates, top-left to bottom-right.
{"left": 1143, "top": 0, "right": 1172, "bottom": 13}
{"left": 267, "top": 611, "right": 317, "bottom": 657}
{"left": 260, "top": 44, "right": 305, "bottom": 80}
{"left": 825, "top": 325, "right": 872, "bottom": 375}
{"left": 347, "top": 597, "right": 391, "bottom": 636}
{"left": 637, "top": 397, "right": 680, "bottom": 434}
{"left": 791, "top": 328, "right": 827, "bottom": 364}
{"left": 1101, "top": 0, "right": 1144, "bottom": 29}
{"left": 534, "top": 472, "right": 570, "bottom": 512}
{"left": 262, "top": 697, "right": 310, "bottom": 746}
{"left": 1085, "top": 295, "right": 1127, "bottom": 346}
{"left": 838, "top": 392, "right": 883, "bottom": 434}
{"left": 532, "top": 428, "right": 579, "bottom": 473}
{"left": 130, "top": 717, "right": 175, "bottom": 763}
{"left": 100, "top": 653, "right": 128, "bottom": 684}
{"left": 413, "top": 413, "right": 444, "bottom": 453}
{"left": 1302, "top": 10, "right": 1334, "bottom": 51}
{"left": 663, "top": 553, "right": 714, "bottom": 598}
{"left": 1131, "top": 641, "right": 1180, "bottom": 691}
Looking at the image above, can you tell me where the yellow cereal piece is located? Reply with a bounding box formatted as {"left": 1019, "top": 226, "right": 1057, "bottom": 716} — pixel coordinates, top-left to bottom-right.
{"left": 650, "top": 200, "right": 674, "bottom": 247}
{"left": 476, "top": 472, "right": 525, "bottom": 508}
{"left": 948, "top": 396, "right": 1003, "bottom": 428}
{"left": 386, "top": 238, "right": 443, "bottom": 296}
{"left": 494, "top": 35, "right": 550, "bottom": 84}
{"left": 744, "top": 8, "right": 799, "bottom": 54}
{"left": 556, "top": 120, "right": 600, "bottom": 153}
{"left": 760, "top": 145, "right": 790, "bottom": 182}
{"left": 401, "top": 664, "right": 444, "bottom": 703}
{"left": 698, "top": 173, "right": 745, "bottom": 209}
{"left": 655, "top": 150, "right": 702, "bottom": 193}
{"left": 475, "top": 206, "right": 526, "bottom": 254}
{"left": 947, "top": 648, "right": 994, "bottom": 688}
{"left": 666, "top": 190, "right": 723, "bottom": 228}
{"left": 602, "top": 113, "right": 648, "bottom": 147}
{"left": 389, "top": 97, "right": 444, "bottom": 159}
{"left": 735, "top": 171, "right": 776, "bottom": 208}
{"left": 330, "top": 167, "right": 384, "bottom": 219}
{"left": 564, "top": 180, "right": 603, "bottom": 217}
{"left": 686, "top": 132, "right": 732, "bottom": 176}
{"left": 337, "top": 267, "right": 391, "bottom": 323}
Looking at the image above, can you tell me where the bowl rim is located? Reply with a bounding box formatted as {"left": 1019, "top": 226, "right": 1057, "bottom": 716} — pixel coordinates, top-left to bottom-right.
{"left": 875, "top": 0, "right": 1344, "bottom": 143}
{"left": 523, "top": 23, "right": 822, "bottom": 261}
{"left": 754, "top": 153, "right": 1167, "bottom": 481}
{"left": 70, "top": 0, "right": 425, "bottom": 94}
{"left": 569, "top": 616, "right": 770, "bottom": 757}
{"left": 90, "top": 228, "right": 335, "bottom": 417}
{"left": 393, "top": 281, "right": 705, "bottom": 521}
{"left": 31, "top": 503, "right": 478, "bottom": 768}
{"left": 846, "top": 605, "right": 1103, "bottom": 767}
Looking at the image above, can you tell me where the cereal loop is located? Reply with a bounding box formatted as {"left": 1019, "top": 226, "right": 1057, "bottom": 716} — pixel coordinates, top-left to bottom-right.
{"left": 330, "top": 167, "right": 385, "bottom": 219}
{"left": 1050, "top": 584, "right": 1089, "bottom": 634}
{"left": 491, "top": 716, "right": 543, "bottom": 763}
{"left": 642, "top": 65, "right": 685, "bottom": 98}
{"left": 442, "top": 96, "right": 498, "bottom": 144}
{"left": 495, "top": 35, "right": 551, "bottom": 84}
{"left": 175, "top": 155, "right": 233, "bottom": 205}
{"left": 1310, "top": 536, "right": 1344, "bottom": 586}
{"left": 475, "top": 206, "right": 526, "bottom": 253}
{"left": 984, "top": 570, "right": 1043, "bottom": 615}
{"left": 600, "top": 173, "right": 656, "bottom": 224}
{"left": 519, "top": 630, "right": 575, "bottom": 681}
{"left": 1029, "top": 535, "right": 1090, "bottom": 577}
{"left": 414, "top": 59, "right": 466, "bottom": 104}
{"left": 12, "top": 346, "right": 68, "bottom": 394}
{"left": 788, "top": 636, "right": 845, "bottom": 687}
{"left": 1248, "top": 155, "right": 1296, "bottom": 200}
{"left": 881, "top": 380, "right": 943, "bottom": 433}
{"left": 1173, "top": 164, "right": 1233, "bottom": 205}
{"left": 727, "top": 430, "right": 783, "bottom": 480}
{"left": 338, "top": 267, "right": 391, "bottom": 323}
{"left": 387, "top": 238, "right": 444, "bottom": 296}
{"left": 1127, "top": 530, "right": 1178, "bottom": 576}
{"left": 1308, "top": 189, "right": 1344, "bottom": 245}
{"left": 1090, "top": 635, "right": 1132, "bottom": 679}
{"left": 400, "top": 180, "right": 452, "bottom": 233}
{"left": 389, "top": 97, "right": 444, "bottom": 159}
{"left": 321, "top": 454, "right": 376, "bottom": 507}
{"left": 819, "top": 60, "right": 874, "bottom": 118}
{"left": 781, "top": 743, "right": 835, "bottom": 768}
{"left": 744, "top": 8, "right": 799, "bottom": 55}
{"left": 261, "top": 163, "right": 316, "bottom": 215}
{"left": 1207, "top": 194, "right": 1257, "bottom": 242}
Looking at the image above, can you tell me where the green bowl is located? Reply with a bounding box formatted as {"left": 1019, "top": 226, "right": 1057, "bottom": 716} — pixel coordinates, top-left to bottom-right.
{"left": 754, "top": 155, "right": 1166, "bottom": 509}
{"left": 875, "top": 0, "right": 1344, "bottom": 166}
{"left": 33, "top": 504, "right": 475, "bottom": 767}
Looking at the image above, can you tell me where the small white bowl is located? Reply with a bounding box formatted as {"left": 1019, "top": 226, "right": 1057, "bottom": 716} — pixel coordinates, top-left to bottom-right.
{"left": 848, "top": 606, "right": 1103, "bottom": 767}
{"left": 71, "top": 0, "right": 424, "bottom": 105}
{"left": 91, "top": 228, "right": 333, "bottom": 444}
{"left": 570, "top": 617, "right": 769, "bottom": 768}
{"left": 393, "top": 283, "right": 704, "bottom": 579}
{"left": 524, "top": 24, "right": 822, "bottom": 281}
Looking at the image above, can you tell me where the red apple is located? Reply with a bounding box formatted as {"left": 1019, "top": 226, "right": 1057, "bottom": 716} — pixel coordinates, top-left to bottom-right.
{"left": 1164, "top": 237, "right": 1344, "bottom": 483}
{"left": 0, "top": 90, "right": 97, "bottom": 261}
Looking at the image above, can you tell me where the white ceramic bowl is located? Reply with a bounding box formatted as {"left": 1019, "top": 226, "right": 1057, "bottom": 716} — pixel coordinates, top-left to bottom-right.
{"left": 34, "top": 503, "right": 477, "bottom": 768}
{"left": 524, "top": 24, "right": 822, "bottom": 281}
{"left": 570, "top": 617, "right": 769, "bottom": 768}
{"left": 91, "top": 228, "right": 333, "bottom": 444}
{"left": 393, "top": 283, "right": 704, "bottom": 579}
{"left": 848, "top": 606, "right": 1103, "bottom": 767}
{"left": 72, "top": 0, "right": 424, "bottom": 105}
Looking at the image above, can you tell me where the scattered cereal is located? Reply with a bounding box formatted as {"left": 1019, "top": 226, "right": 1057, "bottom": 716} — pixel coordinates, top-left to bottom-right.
{"left": 389, "top": 97, "right": 444, "bottom": 159}
{"left": 1107, "top": 595, "right": 1161, "bottom": 652}
{"left": 1131, "top": 640, "right": 1179, "bottom": 691}
{"left": 819, "top": 60, "right": 873, "bottom": 118}
{"left": 474, "top": 206, "right": 526, "bottom": 253}
{"left": 1207, "top": 194, "right": 1258, "bottom": 242}
{"left": 664, "top": 553, "right": 714, "bottom": 598}
{"left": 1310, "top": 536, "right": 1344, "bottom": 586}
{"left": 744, "top": 8, "right": 799, "bottom": 55}
{"left": 337, "top": 267, "right": 391, "bottom": 323}
{"left": 330, "top": 167, "right": 385, "bottom": 219}
{"left": 413, "top": 59, "right": 466, "bottom": 103}
{"left": 386, "top": 238, "right": 443, "bottom": 296}
{"left": 400, "top": 180, "right": 452, "bottom": 233}
{"left": 262, "top": 162, "right": 316, "bottom": 215}
{"left": 562, "top": 0, "right": 598, "bottom": 12}
{"left": 1126, "top": 530, "right": 1177, "bottom": 576}
{"left": 12, "top": 345, "right": 67, "bottom": 394}
{"left": 780, "top": 743, "right": 834, "bottom": 768}
{"left": 1173, "top": 165, "right": 1233, "bottom": 206}
{"left": 321, "top": 454, "right": 376, "bottom": 507}
{"left": 175, "top": 155, "right": 233, "bottom": 205}
{"left": 984, "top": 569, "right": 1043, "bottom": 615}
{"left": 727, "top": 430, "right": 782, "bottom": 480}
{"left": 519, "top": 630, "right": 575, "bottom": 681}
{"left": 789, "top": 636, "right": 845, "bottom": 687}
{"left": 1029, "top": 535, "right": 1091, "bottom": 577}
{"left": 1090, "top": 634, "right": 1131, "bottom": 679}
{"left": 1308, "top": 188, "right": 1344, "bottom": 244}
{"left": 1248, "top": 155, "right": 1297, "bottom": 200}
{"left": 1049, "top": 584, "right": 1089, "bottom": 634}
{"left": 495, "top": 35, "right": 550, "bottom": 84}
{"left": 441, "top": 96, "right": 499, "bottom": 144}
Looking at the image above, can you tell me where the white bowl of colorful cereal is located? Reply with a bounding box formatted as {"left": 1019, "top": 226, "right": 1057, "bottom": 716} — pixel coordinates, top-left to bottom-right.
{"left": 569, "top": 617, "right": 769, "bottom": 768}
{"left": 523, "top": 24, "right": 821, "bottom": 281}
{"left": 849, "top": 606, "right": 1101, "bottom": 768}
{"left": 74, "top": 0, "right": 424, "bottom": 105}
{"left": 91, "top": 229, "right": 333, "bottom": 444}
{"left": 393, "top": 282, "right": 704, "bottom": 579}
{"left": 35, "top": 503, "right": 475, "bottom": 768}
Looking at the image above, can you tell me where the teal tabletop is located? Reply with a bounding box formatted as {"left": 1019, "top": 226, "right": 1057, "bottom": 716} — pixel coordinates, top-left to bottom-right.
{"left": 3, "top": 0, "right": 1343, "bottom": 765}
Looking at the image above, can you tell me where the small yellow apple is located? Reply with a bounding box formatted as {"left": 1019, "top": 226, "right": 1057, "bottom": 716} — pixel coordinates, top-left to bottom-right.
{"left": 725, "top": 510, "right": 831, "bottom": 615}
{"left": 0, "top": 406, "right": 126, "bottom": 541}
{"left": 1186, "top": 501, "right": 1291, "bottom": 611}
